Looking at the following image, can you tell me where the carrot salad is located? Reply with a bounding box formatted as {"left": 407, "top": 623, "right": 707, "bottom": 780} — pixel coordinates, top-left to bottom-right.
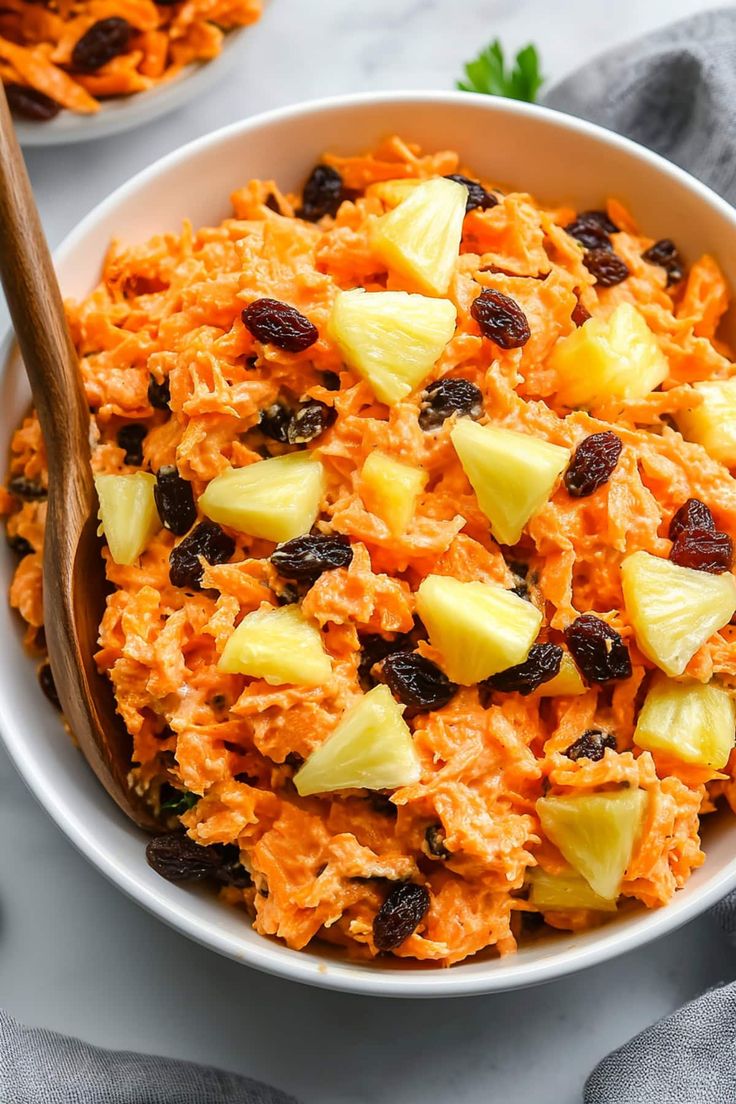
{"left": 0, "top": 0, "right": 261, "bottom": 120}
{"left": 5, "top": 135, "right": 736, "bottom": 966}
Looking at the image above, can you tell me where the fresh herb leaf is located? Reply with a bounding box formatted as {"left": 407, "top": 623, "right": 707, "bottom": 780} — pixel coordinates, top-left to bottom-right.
{"left": 457, "top": 40, "right": 543, "bottom": 103}
{"left": 160, "top": 788, "right": 198, "bottom": 816}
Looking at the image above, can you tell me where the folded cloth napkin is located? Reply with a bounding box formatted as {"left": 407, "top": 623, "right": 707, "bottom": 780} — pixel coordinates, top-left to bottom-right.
{"left": 0, "top": 1009, "right": 299, "bottom": 1104}
{"left": 544, "top": 9, "right": 736, "bottom": 1101}
{"left": 543, "top": 6, "right": 736, "bottom": 206}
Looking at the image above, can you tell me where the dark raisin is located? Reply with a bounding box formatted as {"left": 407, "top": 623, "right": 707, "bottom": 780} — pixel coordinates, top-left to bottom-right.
{"left": 424, "top": 824, "right": 449, "bottom": 859}
{"left": 571, "top": 298, "right": 591, "bottom": 327}
{"left": 213, "top": 843, "right": 252, "bottom": 889}
{"left": 369, "top": 792, "right": 398, "bottom": 817}
{"left": 481, "top": 643, "right": 562, "bottom": 697}
{"left": 642, "top": 239, "right": 684, "bottom": 286}
{"left": 565, "top": 214, "right": 612, "bottom": 251}
{"left": 670, "top": 528, "right": 733, "bottom": 574}
{"left": 8, "top": 476, "right": 46, "bottom": 501}
{"left": 296, "top": 164, "right": 345, "bottom": 221}
{"left": 565, "top": 614, "right": 632, "bottom": 683}
{"left": 287, "top": 400, "right": 336, "bottom": 444}
{"left": 321, "top": 370, "right": 341, "bottom": 391}
{"left": 148, "top": 375, "right": 171, "bottom": 410}
{"left": 565, "top": 728, "right": 617, "bottom": 762}
{"left": 583, "top": 249, "right": 629, "bottom": 287}
{"left": 565, "top": 431, "right": 623, "bottom": 498}
{"left": 358, "top": 630, "right": 415, "bottom": 690}
{"left": 38, "top": 662, "right": 61, "bottom": 710}
{"left": 154, "top": 466, "right": 197, "bottom": 536}
{"left": 382, "top": 651, "right": 458, "bottom": 712}
{"left": 7, "top": 533, "right": 33, "bottom": 558}
{"left": 243, "top": 298, "right": 318, "bottom": 353}
{"left": 284, "top": 751, "right": 304, "bottom": 770}
{"left": 71, "top": 17, "right": 133, "bottom": 72}
{"left": 116, "top": 422, "right": 147, "bottom": 466}
{"left": 271, "top": 533, "right": 353, "bottom": 582}
{"left": 373, "top": 882, "right": 430, "bottom": 951}
{"left": 418, "top": 378, "right": 483, "bottom": 430}
{"left": 146, "top": 833, "right": 222, "bottom": 883}
{"left": 5, "top": 82, "right": 61, "bottom": 121}
{"left": 259, "top": 403, "right": 291, "bottom": 443}
{"left": 580, "top": 210, "right": 619, "bottom": 234}
{"left": 169, "top": 520, "right": 235, "bottom": 590}
{"left": 444, "top": 173, "right": 498, "bottom": 212}
{"left": 669, "top": 498, "right": 715, "bottom": 540}
{"left": 471, "top": 289, "right": 531, "bottom": 349}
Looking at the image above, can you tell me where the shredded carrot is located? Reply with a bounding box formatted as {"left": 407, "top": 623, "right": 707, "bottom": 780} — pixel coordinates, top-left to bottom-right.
{"left": 1, "top": 0, "right": 260, "bottom": 117}
{"left": 4, "top": 138, "right": 736, "bottom": 966}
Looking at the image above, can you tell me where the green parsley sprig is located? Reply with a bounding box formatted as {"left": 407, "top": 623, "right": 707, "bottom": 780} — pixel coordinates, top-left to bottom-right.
{"left": 457, "top": 40, "right": 543, "bottom": 103}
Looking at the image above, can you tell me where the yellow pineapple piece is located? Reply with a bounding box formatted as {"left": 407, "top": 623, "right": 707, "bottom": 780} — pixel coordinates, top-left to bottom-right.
{"left": 368, "top": 178, "right": 423, "bottom": 208}
{"left": 621, "top": 550, "right": 736, "bottom": 676}
{"left": 371, "top": 177, "right": 468, "bottom": 296}
{"left": 416, "top": 574, "right": 542, "bottom": 685}
{"left": 537, "top": 789, "right": 648, "bottom": 899}
{"left": 328, "top": 289, "right": 456, "bottom": 406}
{"left": 634, "top": 672, "right": 735, "bottom": 770}
{"left": 94, "top": 472, "right": 160, "bottom": 566}
{"left": 549, "top": 302, "right": 668, "bottom": 409}
{"left": 528, "top": 868, "right": 617, "bottom": 912}
{"left": 293, "top": 684, "right": 420, "bottom": 796}
{"left": 218, "top": 604, "right": 331, "bottom": 687}
{"left": 199, "top": 452, "right": 325, "bottom": 544}
{"left": 676, "top": 380, "right": 736, "bottom": 466}
{"left": 360, "top": 451, "right": 428, "bottom": 535}
{"left": 533, "top": 651, "right": 587, "bottom": 697}
{"left": 451, "top": 419, "right": 570, "bottom": 545}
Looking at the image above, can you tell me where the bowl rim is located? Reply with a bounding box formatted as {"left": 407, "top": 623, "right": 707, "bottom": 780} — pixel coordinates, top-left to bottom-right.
{"left": 3, "top": 88, "right": 736, "bottom": 997}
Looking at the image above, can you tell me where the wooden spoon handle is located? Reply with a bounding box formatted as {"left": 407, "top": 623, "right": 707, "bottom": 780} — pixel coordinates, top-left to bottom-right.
{"left": 0, "top": 84, "right": 92, "bottom": 486}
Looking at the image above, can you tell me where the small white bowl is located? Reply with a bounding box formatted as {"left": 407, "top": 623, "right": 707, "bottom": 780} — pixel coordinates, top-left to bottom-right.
{"left": 12, "top": 25, "right": 250, "bottom": 147}
{"left": 3, "top": 92, "right": 736, "bottom": 997}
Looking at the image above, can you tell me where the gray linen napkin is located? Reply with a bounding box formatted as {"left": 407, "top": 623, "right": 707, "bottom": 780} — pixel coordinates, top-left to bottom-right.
{"left": 543, "top": 6, "right": 736, "bottom": 206}
{"left": 0, "top": 1009, "right": 299, "bottom": 1104}
{"left": 544, "top": 9, "right": 736, "bottom": 1102}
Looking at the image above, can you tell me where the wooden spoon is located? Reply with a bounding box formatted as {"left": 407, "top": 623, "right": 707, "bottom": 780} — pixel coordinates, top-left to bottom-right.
{"left": 0, "top": 87, "right": 157, "bottom": 830}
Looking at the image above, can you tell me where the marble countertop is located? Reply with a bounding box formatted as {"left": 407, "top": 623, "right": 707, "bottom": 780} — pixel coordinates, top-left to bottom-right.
{"left": 1, "top": 1, "right": 733, "bottom": 1101}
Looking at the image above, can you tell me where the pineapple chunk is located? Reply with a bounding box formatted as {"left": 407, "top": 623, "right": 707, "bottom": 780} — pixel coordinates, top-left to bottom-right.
{"left": 371, "top": 177, "right": 468, "bottom": 296}
{"left": 369, "top": 178, "right": 423, "bottom": 208}
{"left": 621, "top": 550, "right": 736, "bottom": 677}
{"left": 549, "top": 302, "right": 668, "bottom": 409}
{"left": 360, "top": 451, "right": 428, "bottom": 535}
{"left": 293, "top": 684, "right": 420, "bottom": 795}
{"left": 416, "top": 574, "right": 542, "bottom": 685}
{"left": 634, "top": 672, "right": 735, "bottom": 770}
{"left": 528, "top": 869, "right": 617, "bottom": 913}
{"left": 537, "top": 789, "right": 648, "bottom": 900}
{"left": 328, "top": 289, "right": 456, "bottom": 406}
{"left": 199, "top": 452, "right": 325, "bottom": 543}
{"left": 451, "top": 419, "right": 570, "bottom": 545}
{"left": 218, "top": 604, "right": 331, "bottom": 687}
{"left": 533, "top": 651, "right": 587, "bottom": 697}
{"left": 676, "top": 380, "right": 736, "bottom": 466}
{"left": 95, "top": 472, "right": 159, "bottom": 566}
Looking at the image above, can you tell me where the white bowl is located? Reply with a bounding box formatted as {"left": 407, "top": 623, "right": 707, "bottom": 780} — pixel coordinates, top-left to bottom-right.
{"left": 3, "top": 91, "right": 736, "bottom": 997}
{"left": 13, "top": 25, "right": 250, "bottom": 147}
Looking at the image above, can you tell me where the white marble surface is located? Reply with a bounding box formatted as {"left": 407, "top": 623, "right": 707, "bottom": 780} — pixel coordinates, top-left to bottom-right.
{"left": 0, "top": 1, "right": 733, "bottom": 1101}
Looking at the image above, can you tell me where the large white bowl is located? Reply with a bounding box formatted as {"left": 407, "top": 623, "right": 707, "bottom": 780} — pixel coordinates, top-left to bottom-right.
{"left": 13, "top": 25, "right": 251, "bottom": 147}
{"left": 3, "top": 91, "right": 736, "bottom": 997}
